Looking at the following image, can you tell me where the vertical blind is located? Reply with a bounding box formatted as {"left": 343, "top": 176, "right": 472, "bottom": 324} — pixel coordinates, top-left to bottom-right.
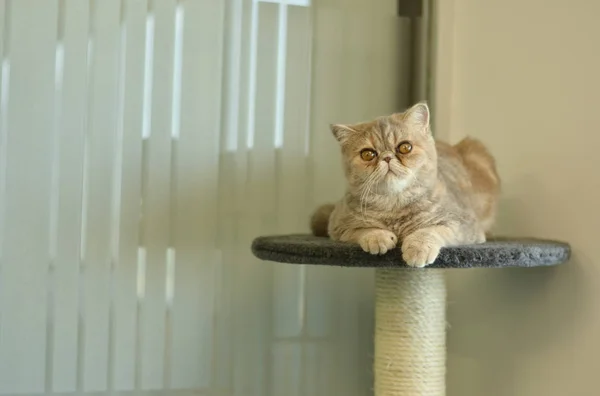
{"left": 0, "top": 0, "right": 410, "bottom": 394}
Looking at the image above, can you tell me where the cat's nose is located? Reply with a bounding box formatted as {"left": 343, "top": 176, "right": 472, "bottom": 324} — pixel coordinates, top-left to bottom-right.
{"left": 382, "top": 155, "right": 392, "bottom": 163}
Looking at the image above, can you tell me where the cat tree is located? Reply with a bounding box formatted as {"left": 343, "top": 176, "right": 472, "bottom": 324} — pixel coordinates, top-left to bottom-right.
{"left": 251, "top": 235, "right": 570, "bottom": 396}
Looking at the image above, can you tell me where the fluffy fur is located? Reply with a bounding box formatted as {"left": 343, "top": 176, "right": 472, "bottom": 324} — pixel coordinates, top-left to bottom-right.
{"left": 310, "top": 102, "right": 500, "bottom": 267}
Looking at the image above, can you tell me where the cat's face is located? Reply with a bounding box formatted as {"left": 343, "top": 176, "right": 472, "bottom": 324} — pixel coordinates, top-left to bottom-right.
{"left": 331, "top": 102, "right": 437, "bottom": 195}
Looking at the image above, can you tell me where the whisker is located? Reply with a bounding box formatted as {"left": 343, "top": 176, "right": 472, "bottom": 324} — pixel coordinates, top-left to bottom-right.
{"left": 407, "top": 168, "right": 425, "bottom": 191}
{"left": 360, "top": 166, "right": 387, "bottom": 218}
{"left": 359, "top": 178, "right": 373, "bottom": 218}
{"left": 359, "top": 170, "right": 379, "bottom": 219}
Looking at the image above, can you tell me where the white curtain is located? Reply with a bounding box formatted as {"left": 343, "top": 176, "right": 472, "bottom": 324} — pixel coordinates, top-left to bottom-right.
{"left": 0, "top": 0, "right": 410, "bottom": 394}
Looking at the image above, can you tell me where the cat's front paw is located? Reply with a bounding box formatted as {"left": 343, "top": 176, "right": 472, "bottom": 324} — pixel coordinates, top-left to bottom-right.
{"left": 358, "top": 229, "right": 398, "bottom": 255}
{"left": 401, "top": 232, "right": 443, "bottom": 267}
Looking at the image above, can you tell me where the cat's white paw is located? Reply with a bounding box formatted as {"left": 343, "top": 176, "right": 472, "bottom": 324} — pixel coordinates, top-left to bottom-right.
{"left": 401, "top": 232, "right": 443, "bottom": 267}
{"left": 358, "top": 229, "right": 398, "bottom": 255}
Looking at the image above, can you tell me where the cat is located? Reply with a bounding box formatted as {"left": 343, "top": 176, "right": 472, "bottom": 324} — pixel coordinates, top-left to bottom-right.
{"left": 310, "top": 101, "right": 500, "bottom": 267}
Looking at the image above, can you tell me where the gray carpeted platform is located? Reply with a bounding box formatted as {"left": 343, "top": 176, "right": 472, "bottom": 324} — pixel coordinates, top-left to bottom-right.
{"left": 251, "top": 234, "right": 571, "bottom": 268}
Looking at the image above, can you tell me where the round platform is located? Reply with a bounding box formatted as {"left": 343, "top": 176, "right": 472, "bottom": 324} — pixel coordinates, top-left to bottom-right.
{"left": 251, "top": 234, "right": 571, "bottom": 268}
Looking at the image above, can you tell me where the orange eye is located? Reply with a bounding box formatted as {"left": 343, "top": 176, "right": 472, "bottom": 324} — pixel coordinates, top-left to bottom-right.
{"left": 397, "top": 142, "right": 412, "bottom": 154}
{"left": 360, "top": 149, "right": 377, "bottom": 161}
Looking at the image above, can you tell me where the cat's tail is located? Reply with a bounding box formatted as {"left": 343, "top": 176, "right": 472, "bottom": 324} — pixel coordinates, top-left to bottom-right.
{"left": 454, "top": 137, "right": 501, "bottom": 232}
{"left": 310, "top": 204, "right": 335, "bottom": 237}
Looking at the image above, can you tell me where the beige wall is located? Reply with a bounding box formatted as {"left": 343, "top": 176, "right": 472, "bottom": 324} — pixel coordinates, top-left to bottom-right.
{"left": 433, "top": 0, "right": 600, "bottom": 395}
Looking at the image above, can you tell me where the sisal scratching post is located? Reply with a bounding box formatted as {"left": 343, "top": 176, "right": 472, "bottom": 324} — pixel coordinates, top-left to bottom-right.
{"left": 375, "top": 269, "right": 446, "bottom": 396}
{"left": 251, "top": 234, "right": 571, "bottom": 395}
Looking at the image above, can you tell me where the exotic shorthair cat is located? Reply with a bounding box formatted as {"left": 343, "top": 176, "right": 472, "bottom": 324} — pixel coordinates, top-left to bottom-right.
{"left": 310, "top": 102, "right": 500, "bottom": 267}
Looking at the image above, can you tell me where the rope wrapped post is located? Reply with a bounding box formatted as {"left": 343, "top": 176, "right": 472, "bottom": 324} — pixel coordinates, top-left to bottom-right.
{"left": 375, "top": 269, "right": 446, "bottom": 396}
{"left": 251, "top": 235, "right": 570, "bottom": 395}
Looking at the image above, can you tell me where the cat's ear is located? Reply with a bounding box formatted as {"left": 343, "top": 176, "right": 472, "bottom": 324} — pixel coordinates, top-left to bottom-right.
{"left": 330, "top": 124, "right": 356, "bottom": 143}
{"left": 403, "top": 101, "right": 430, "bottom": 133}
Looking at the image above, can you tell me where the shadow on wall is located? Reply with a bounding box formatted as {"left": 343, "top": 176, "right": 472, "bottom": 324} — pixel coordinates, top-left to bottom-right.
{"left": 445, "top": 179, "right": 592, "bottom": 396}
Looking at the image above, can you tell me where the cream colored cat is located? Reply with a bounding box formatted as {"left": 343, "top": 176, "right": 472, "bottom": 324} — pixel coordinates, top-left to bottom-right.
{"left": 310, "top": 102, "right": 500, "bottom": 267}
